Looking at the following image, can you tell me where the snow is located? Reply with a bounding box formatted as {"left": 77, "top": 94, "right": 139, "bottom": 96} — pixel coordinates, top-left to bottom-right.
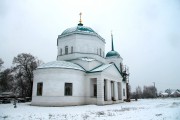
{"left": 37, "top": 61, "right": 85, "bottom": 71}
{"left": 80, "top": 57, "right": 95, "bottom": 62}
{"left": 160, "top": 92, "right": 169, "bottom": 96}
{"left": 0, "top": 98, "right": 180, "bottom": 120}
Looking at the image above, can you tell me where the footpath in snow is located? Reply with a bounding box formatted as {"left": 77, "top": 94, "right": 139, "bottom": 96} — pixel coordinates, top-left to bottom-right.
{"left": 0, "top": 98, "right": 180, "bottom": 120}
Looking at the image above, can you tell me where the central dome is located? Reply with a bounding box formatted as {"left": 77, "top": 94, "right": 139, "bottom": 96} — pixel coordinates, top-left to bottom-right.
{"left": 61, "top": 25, "right": 98, "bottom": 36}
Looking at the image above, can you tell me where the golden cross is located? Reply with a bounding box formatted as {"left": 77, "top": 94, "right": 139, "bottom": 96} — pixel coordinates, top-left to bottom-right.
{"left": 79, "top": 12, "right": 82, "bottom": 23}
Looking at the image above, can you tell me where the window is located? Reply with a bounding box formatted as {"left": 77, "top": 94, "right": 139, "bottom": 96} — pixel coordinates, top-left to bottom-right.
{"left": 123, "top": 88, "right": 125, "bottom": 96}
{"left": 60, "top": 49, "right": 62, "bottom": 55}
{"left": 65, "top": 46, "right": 68, "bottom": 54}
{"left": 100, "top": 48, "right": 101, "bottom": 56}
{"left": 94, "top": 84, "right": 97, "bottom": 97}
{"left": 65, "top": 83, "right": 72, "bottom": 96}
{"left": 71, "top": 46, "right": 73, "bottom": 53}
{"left": 37, "top": 82, "right": 43, "bottom": 96}
{"left": 97, "top": 49, "right": 98, "bottom": 55}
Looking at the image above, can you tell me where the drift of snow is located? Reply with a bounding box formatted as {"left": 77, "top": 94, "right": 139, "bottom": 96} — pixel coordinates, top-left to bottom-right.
{"left": 0, "top": 98, "right": 180, "bottom": 120}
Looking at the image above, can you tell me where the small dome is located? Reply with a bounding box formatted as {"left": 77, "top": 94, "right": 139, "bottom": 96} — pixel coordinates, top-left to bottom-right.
{"left": 61, "top": 25, "right": 98, "bottom": 36}
{"left": 106, "top": 50, "right": 120, "bottom": 58}
{"left": 37, "top": 61, "right": 85, "bottom": 71}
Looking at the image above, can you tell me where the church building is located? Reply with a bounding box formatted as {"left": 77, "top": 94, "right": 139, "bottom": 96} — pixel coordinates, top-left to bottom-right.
{"left": 31, "top": 14, "right": 129, "bottom": 106}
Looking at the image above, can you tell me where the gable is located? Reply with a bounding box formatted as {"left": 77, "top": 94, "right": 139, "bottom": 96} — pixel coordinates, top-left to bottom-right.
{"left": 102, "top": 64, "right": 122, "bottom": 80}
{"left": 88, "top": 63, "right": 123, "bottom": 80}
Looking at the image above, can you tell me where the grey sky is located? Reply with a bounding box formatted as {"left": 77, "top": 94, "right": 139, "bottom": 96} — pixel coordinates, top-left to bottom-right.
{"left": 0, "top": 0, "right": 180, "bottom": 92}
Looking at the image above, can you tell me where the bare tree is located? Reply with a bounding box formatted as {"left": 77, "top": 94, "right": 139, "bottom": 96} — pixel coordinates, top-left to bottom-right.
{"left": 13, "top": 53, "right": 42, "bottom": 97}
{"left": 136, "top": 86, "right": 142, "bottom": 99}
{"left": 0, "top": 58, "right": 4, "bottom": 71}
{"left": 0, "top": 68, "right": 13, "bottom": 92}
{"left": 143, "top": 86, "right": 157, "bottom": 98}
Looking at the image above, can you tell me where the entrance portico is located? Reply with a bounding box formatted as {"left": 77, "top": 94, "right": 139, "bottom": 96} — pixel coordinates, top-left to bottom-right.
{"left": 90, "top": 76, "right": 123, "bottom": 105}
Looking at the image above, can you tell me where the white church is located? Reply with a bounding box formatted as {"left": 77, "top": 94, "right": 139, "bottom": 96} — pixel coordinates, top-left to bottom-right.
{"left": 31, "top": 14, "right": 129, "bottom": 106}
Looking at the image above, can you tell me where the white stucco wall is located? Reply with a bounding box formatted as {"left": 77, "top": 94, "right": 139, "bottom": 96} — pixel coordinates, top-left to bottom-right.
{"left": 57, "top": 34, "right": 106, "bottom": 62}
{"left": 32, "top": 68, "right": 86, "bottom": 106}
{"left": 106, "top": 57, "right": 123, "bottom": 71}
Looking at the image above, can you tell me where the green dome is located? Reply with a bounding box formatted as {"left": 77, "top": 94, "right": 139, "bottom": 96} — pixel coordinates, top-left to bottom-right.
{"left": 106, "top": 50, "right": 120, "bottom": 58}
{"left": 61, "top": 25, "right": 98, "bottom": 36}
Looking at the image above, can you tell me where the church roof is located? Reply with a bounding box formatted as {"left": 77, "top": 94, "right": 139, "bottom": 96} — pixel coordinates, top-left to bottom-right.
{"left": 58, "top": 13, "right": 105, "bottom": 42}
{"left": 61, "top": 25, "right": 98, "bottom": 36}
{"left": 89, "top": 64, "right": 112, "bottom": 72}
{"left": 79, "top": 57, "right": 95, "bottom": 62}
{"left": 59, "top": 25, "right": 105, "bottom": 43}
{"left": 106, "top": 50, "right": 120, "bottom": 58}
{"left": 37, "top": 61, "right": 85, "bottom": 71}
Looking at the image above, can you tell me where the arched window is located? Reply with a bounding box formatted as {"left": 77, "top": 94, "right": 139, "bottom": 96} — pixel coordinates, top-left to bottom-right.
{"left": 71, "top": 46, "right": 73, "bottom": 53}
{"left": 65, "top": 46, "right": 68, "bottom": 54}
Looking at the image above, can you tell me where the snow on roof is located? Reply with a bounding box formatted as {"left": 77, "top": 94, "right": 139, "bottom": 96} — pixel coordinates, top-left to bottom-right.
{"left": 1, "top": 92, "right": 13, "bottom": 95}
{"left": 37, "top": 61, "right": 85, "bottom": 71}
{"left": 171, "top": 91, "right": 180, "bottom": 95}
{"left": 79, "top": 57, "right": 95, "bottom": 62}
{"left": 160, "top": 93, "right": 168, "bottom": 95}
{"left": 90, "top": 64, "right": 112, "bottom": 72}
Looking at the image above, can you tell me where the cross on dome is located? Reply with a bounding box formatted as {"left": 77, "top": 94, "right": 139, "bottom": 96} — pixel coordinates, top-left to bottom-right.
{"left": 78, "top": 12, "right": 83, "bottom": 26}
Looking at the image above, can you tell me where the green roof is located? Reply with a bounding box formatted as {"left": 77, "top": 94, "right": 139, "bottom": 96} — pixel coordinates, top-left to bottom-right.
{"left": 61, "top": 25, "right": 98, "bottom": 36}
{"left": 106, "top": 50, "right": 120, "bottom": 58}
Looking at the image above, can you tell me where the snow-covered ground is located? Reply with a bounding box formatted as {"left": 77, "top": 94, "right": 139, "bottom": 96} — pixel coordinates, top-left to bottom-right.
{"left": 0, "top": 98, "right": 180, "bottom": 120}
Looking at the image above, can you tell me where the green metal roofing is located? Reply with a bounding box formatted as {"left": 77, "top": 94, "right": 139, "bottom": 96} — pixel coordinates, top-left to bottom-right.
{"left": 61, "top": 25, "right": 98, "bottom": 36}
{"left": 106, "top": 50, "right": 120, "bottom": 58}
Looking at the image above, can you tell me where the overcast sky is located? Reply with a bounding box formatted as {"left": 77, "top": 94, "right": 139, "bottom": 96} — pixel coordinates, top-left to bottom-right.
{"left": 0, "top": 0, "right": 180, "bottom": 92}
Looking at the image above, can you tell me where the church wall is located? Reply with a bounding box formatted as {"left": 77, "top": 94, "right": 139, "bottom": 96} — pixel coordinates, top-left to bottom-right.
{"left": 106, "top": 57, "right": 123, "bottom": 71}
{"left": 57, "top": 34, "right": 76, "bottom": 55}
{"left": 57, "top": 34, "right": 106, "bottom": 63}
{"left": 75, "top": 34, "right": 105, "bottom": 55}
{"left": 32, "top": 68, "right": 87, "bottom": 106}
{"left": 102, "top": 65, "right": 123, "bottom": 81}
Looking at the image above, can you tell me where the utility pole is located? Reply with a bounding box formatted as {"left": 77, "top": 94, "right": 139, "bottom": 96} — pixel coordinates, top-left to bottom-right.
{"left": 153, "top": 82, "right": 155, "bottom": 88}
{"left": 152, "top": 82, "right": 156, "bottom": 98}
